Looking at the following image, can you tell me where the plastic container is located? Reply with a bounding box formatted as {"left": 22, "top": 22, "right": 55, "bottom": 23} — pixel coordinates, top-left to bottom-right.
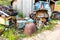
{"left": 17, "top": 20, "right": 27, "bottom": 29}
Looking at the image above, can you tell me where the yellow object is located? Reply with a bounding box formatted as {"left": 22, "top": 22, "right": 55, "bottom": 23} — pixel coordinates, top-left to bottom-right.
{"left": 54, "top": 5, "right": 60, "bottom": 12}
{"left": 0, "top": 17, "right": 5, "bottom": 25}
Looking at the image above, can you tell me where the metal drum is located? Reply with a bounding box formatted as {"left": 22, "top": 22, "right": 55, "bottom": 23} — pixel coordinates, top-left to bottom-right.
{"left": 24, "top": 23, "right": 36, "bottom": 36}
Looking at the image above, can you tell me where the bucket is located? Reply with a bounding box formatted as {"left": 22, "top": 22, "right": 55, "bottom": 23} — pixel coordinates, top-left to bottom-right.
{"left": 17, "top": 20, "right": 27, "bottom": 29}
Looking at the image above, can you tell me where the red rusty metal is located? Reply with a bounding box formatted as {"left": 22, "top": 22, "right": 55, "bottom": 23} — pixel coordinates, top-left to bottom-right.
{"left": 23, "top": 22, "right": 37, "bottom": 36}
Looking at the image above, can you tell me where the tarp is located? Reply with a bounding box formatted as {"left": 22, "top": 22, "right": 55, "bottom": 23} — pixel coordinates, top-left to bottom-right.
{"left": 34, "top": 1, "right": 52, "bottom": 17}
{"left": 34, "top": 1, "right": 50, "bottom": 11}
{"left": 17, "top": 19, "right": 34, "bottom": 28}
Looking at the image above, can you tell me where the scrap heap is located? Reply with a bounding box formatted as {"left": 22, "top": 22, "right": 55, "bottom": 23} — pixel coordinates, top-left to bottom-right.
{"left": 0, "top": 0, "right": 58, "bottom": 36}
{"left": 0, "top": 5, "right": 18, "bottom": 27}
{"left": 30, "top": 0, "right": 58, "bottom": 27}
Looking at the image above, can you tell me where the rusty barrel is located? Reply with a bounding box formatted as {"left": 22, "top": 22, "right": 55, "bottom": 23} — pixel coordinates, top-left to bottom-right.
{"left": 24, "top": 22, "right": 37, "bottom": 36}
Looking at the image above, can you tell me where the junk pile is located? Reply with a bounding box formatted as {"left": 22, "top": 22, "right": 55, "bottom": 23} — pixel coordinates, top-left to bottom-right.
{"left": 17, "top": 1, "right": 51, "bottom": 36}
{"left": 0, "top": 5, "right": 36, "bottom": 36}
{"left": 0, "top": 5, "right": 18, "bottom": 27}
{"left": 34, "top": 1, "right": 52, "bottom": 17}
{"left": 0, "top": 0, "right": 58, "bottom": 36}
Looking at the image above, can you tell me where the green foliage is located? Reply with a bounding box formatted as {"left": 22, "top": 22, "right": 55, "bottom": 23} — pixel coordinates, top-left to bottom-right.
{"left": 44, "top": 25, "right": 53, "bottom": 30}
{"left": 18, "top": 13, "right": 23, "bottom": 18}
{"left": 43, "top": 20, "right": 59, "bottom": 30}
{"left": 0, "top": 0, "right": 11, "bottom": 5}
{"left": 37, "top": 27, "right": 42, "bottom": 33}
{"left": 2, "top": 28, "right": 26, "bottom": 40}
{"left": 19, "top": 34, "right": 26, "bottom": 38}
{"left": 37, "top": 20, "right": 59, "bottom": 33}
{"left": 56, "top": 1, "right": 60, "bottom": 5}
{"left": 0, "top": 25, "right": 5, "bottom": 30}
{"left": 2, "top": 29, "right": 19, "bottom": 40}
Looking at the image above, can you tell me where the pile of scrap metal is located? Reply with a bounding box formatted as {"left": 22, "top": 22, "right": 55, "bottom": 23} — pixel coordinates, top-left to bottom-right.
{"left": 30, "top": 0, "right": 58, "bottom": 27}
{"left": 0, "top": 0, "right": 58, "bottom": 36}
{"left": 49, "top": 0, "right": 60, "bottom": 19}
{"left": 17, "top": 17, "right": 37, "bottom": 36}
{"left": 0, "top": 5, "right": 18, "bottom": 27}
{"left": 0, "top": 5, "right": 37, "bottom": 36}
{"left": 17, "top": 0, "right": 58, "bottom": 36}
{"left": 30, "top": 1, "right": 51, "bottom": 28}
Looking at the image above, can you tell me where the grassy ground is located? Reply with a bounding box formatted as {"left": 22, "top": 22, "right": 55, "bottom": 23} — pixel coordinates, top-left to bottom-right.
{"left": 36, "top": 20, "right": 60, "bottom": 33}
{"left": 0, "top": 20, "right": 59, "bottom": 40}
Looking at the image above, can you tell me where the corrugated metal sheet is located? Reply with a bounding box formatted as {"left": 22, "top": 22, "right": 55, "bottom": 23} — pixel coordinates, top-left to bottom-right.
{"left": 13, "top": 0, "right": 34, "bottom": 17}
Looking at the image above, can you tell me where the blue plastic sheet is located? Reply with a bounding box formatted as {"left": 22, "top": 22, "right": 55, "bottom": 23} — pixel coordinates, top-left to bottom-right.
{"left": 34, "top": 1, "right": 52, "bottom": 17}
{"left": 34, "top": 1, "right": 50, "bottom": 11}
{"left": 34, "top": 2, "right": 41, "bottom": 11}
{"left": 17, "top": 19, "right": 34, "bottom": 29}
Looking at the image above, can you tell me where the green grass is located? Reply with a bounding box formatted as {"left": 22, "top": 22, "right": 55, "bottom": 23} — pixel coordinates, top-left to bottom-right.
{"left": 56, "top": 1, "right": 60, "bottom": 5}
{"left": 1, "top": 20, "right": 59, "bottom": 40}
{"left": 37, "top": 20, "right": 59, "bottom": 33}
{"left": 0, "top": 25, "right": 5, "bottom": 30}
{"left": 2, "top": 28, "right": 19, "bottom": 40}
{"left": 0, "top": 0, "right": 11, "bottom": 5}
{"left": 2, "top": 28, "right": 26, "bottom": 40}
{"left": 18, "top": 12, "right": 23, "bottom": 18}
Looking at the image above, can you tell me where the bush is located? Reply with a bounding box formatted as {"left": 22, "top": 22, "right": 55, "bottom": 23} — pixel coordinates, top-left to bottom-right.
{"left": 0, "top": 0, "right": 10, "bottom": 5}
